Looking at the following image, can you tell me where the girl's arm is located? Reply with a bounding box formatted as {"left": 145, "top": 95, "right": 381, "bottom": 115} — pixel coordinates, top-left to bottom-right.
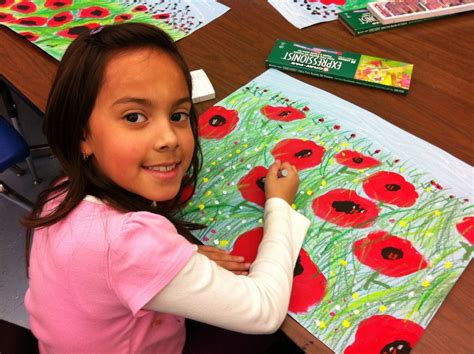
{"left": 144, "top": 161, "right": 310, "bottom": 334}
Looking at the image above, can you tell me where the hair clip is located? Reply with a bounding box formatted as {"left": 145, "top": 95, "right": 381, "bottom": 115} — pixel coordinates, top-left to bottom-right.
{"left": 90, "top": 26, "right": 104, "bottom": 35}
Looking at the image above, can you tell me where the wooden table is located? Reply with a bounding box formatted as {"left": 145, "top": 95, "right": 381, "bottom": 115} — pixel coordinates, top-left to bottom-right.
{"left": 1, "top": 2, "right": 472, "bottom": 353}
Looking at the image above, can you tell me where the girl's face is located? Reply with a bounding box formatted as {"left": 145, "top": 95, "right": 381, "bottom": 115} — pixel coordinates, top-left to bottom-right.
{"left": 81, "top": 48, "right": 195, "bottom": 202}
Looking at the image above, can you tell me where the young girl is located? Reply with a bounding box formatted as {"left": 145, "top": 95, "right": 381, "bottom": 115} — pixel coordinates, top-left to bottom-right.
{"left": 24, "top": 23, "right": 310, "bottom": 353}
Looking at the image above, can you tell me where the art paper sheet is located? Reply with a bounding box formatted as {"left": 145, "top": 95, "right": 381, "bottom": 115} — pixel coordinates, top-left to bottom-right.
{"left": 268, "top": 0, "right": 374, "bottom": 28}
{"left": 182, "top": 69, "right": 473, "bottom": 353}
{"left": 0, "top": 0, "right": 228, "bottom": 60}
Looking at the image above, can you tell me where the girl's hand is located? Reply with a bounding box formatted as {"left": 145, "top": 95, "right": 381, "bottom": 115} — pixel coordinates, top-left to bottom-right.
{"left": 264, "top": 160, "right": 299, "bottom": 205}
{"left": 198, "top": 245, "right": 251, "bottom": 275}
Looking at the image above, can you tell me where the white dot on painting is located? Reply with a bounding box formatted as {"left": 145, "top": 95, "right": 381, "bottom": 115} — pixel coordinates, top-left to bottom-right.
{"left": 218, "top": 211, "right": 222, "bottom": 215}
{"left": 292, "top": 132, "right": 296, "bottom": 135}
{"left": 225, "top": 215, "right": 230, "bottom": 218}
{"left": 226, "top": 225, "right": 231, "bottom": 230}
{"left": 221, "top": 176, "right": 225, "bottom": 179}
{"left": 223, "top": 191, "right": 227, "bottom": 195}
{"left": 206, "top": 168, "right": 211, "bottom": 172}
{"left": 239, "top": 206, "right": 243, "bottom": 209}
{"left": 315, "top": 320, "right": 321, "bottom": 326}
{"left": 214, "top": 200, "right": 219, "bottom": 205}
{"left": 218, "top": 157, "right": 222, "bottom": 161}
{"left": 247, "top": 164, "right": 252, "bottom": 169}
{"left": 232, "top": 166, "right": 236, "bottom": 170}
{"left": 426, "top": 275, "right": 434, "bottom": 282}
{"left": 213, "top": 239, "right": 219, "bottom": 245}
{"left": 319, "top": 186, "right": 323, "bottom": 189}
{"left": 354, "top": 310, "right": 360, "bottom": 315}
{"left": 258, "top": 219, "right": 263, "bottom": 223}
{"left": 300, "top": 191, "right": 304, "bottom": 195}
{"left": 335, "top": 305, "right": 341, "bottom": 310}
{"left": 335, "top": 139, "right": 339, "bottom": 143}
{"left": 244, "top": 139, "right": 248, "bottom": 142}
{"left": 408, "top": 291, "right": 415, "bottom": 298}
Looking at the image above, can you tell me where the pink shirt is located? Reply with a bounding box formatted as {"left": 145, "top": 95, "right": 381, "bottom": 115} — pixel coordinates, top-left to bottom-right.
{"left": 25, "top": 196, "right": 196, "bottom": 353}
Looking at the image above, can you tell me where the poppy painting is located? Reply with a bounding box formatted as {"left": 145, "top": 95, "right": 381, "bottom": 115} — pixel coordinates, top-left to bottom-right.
{"left": 182, "top": 69, "right": 473, "bottom": 353}
{"left": 0, "top": 0, "right": 229, "bottom": 60}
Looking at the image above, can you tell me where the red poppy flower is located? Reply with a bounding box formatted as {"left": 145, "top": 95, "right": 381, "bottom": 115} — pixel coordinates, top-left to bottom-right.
{"left": 353, "top": 231, "right": 428, "bottom": 277}
{"left": 0, "top": 0, "right": 14, "bottom": 8}
{"left": 57, "top": 23, "right": 100, "bottom": 39}
{"left": 312, "top": 189, "right": 380, "bottom": 228}
{"left": 132, "top": 5, "right": 147, "bottom": 11}
{"left": 114, "top": 13, "right": 132, "bottom": 22}
{"left": 178, "top": 183, "right": 195, "bottom": 206}
{"left": 231, "top": 229, "right": 326, "bottom": 314}
{"left": 271, "top": 139, "right": 326, "bottom": 171}
{"left": 78, "top": 6, "right": 110, "bottom": 19}
{"left": 289, "top": 249, "right": 327, "bottom": 314}
{"left": 198, "top": 106, "right": 239, "bottom": 140}
{"left": 44, "top": 0, "right": 72, "bottom": 10}
{"left": 14, "top": 16, "right": 47, "bottom": 26}
{"left": 0, "top": 12, "right": 15, "bottom": 22}
{"left": 237, "top": 166, "right": 267, "bottom": 207}
{"left": 19, "top": 31, "right": 39, "bottom": 41}
{"left": 334, "top": 150, "right": 381, "bottom": 169}
{"left": 230, "top": 227, "right": 263, "bottom": 262}
{"left": 11, "top": 1, "right": 36, "bottom": 13}
{"left": 344, "top": 315, "right": 424, "bottom": 354}
{"left": 456, "top": 216, "right": 474, "bottom": 244}
{"left": 261, "top": 105, "right": 306, "bottom": 122}
{"left": 363, "top": 171, "right": 419, "bottom": 207}
{"left": 47, "top": 11, "right": 73, "bottom": 27}
{"left": 153, "top": 13, "right": 170, "bottom": 20}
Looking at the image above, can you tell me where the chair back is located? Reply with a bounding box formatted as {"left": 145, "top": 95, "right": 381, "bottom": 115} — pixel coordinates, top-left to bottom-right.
{"left": 0, "top": 115, "right": 30, "bottom": 173}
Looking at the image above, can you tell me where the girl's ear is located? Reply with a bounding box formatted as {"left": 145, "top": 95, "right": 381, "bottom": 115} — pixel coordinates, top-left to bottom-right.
{"left": 80, "top": 135, "right": 93, "bottom": 156}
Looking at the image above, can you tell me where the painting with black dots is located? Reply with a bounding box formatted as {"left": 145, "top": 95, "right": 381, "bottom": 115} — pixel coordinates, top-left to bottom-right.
{"left": 268, "top": 0, "right": 374, "bottom": 28}
{"left": 182, "top": 69, "right": 473, "bottom": 353}
{"left": 0, "top": 0, "right": 228, "bottom": 60}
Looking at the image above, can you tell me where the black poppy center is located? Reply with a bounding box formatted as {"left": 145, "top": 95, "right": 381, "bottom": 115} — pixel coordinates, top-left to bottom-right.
{"left": 385, "top": 183, "right": 401, "bottom": 192}
{"left": 381, "top": 247, "right": 404, "bottom": 261}
{"left": 0, "top": 14, "right": 7, "bottom": 18}
{"left": 352, "top": 157, "right": 364, "bottom": 164}
{"left": 293, "top": 255, "right": 304, "bottom": 276}
{"left": 256, "top": 177, "right": 265, "bottom": 192}
{"left": 20, "top": 19, "right": 37, "bottom": 25}
{"left": 68, "top": 26, "right": 89, "bottom": 35}
{"left": 54, "top": 15, "right": 66, "bottom": 21}
{"left": 209, "top": 115, "right": 226, "bottom": 127}
{"left": 91, "top": 9, "right": 103, "bottom": 16}
{"left": 380, "top": 340, "right": 412, "bottom": 354}
{"left": 295, "top": 149, "right": 312, "bottom": 159}
{"left": 332, "top": 201, "right": 366, "bottom": 215}
{"left": 278, "top": 110, "right": 292, "bottom": 117}
{"left": 54, "top": 1, "right": 66, "bottom": 6}
{"left": 18, "top": 4, "right": 31, "bottom": 10}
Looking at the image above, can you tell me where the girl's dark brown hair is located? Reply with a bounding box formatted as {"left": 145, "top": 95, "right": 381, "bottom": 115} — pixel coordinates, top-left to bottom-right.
{"left": 24, "top": 23, "right": 203, "bottom": 262}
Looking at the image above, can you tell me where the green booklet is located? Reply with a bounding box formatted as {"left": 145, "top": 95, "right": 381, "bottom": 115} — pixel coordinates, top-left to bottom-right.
{"left": 339, "top": 8, "right": 446, "bottom": 36}
{"left": 266, "top": 39, "right": 413, "bottom": 94}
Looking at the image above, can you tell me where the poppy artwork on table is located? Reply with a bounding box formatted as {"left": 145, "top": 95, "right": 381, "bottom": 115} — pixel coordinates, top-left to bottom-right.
{"left": 267, "top": 0, "right": 376, "bottom": 29}
{"left": 0, "top": 0, "right": 229, "bottom": 60}
{"left": 181, "top": 69, "right": 473, "bottom": 353}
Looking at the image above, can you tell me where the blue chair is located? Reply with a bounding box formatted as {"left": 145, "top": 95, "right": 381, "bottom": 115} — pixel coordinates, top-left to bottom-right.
{"left": 0, "top": 115, "right": 35, "bottom": 211}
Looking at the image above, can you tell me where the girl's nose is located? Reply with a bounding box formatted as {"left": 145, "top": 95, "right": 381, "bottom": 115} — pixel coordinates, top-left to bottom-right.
{"left": 154, "top": 119, "right": 179, "bottom": 151}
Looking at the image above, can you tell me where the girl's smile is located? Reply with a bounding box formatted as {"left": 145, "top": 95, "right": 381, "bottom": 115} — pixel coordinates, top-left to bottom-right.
{"left": 80, "top": 48, "right": 195, "bottom": 202}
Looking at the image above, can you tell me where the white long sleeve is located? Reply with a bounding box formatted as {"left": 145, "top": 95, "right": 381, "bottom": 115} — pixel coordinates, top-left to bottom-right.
{"left": 144, "top": 198, "right": 310, "bottom": 334}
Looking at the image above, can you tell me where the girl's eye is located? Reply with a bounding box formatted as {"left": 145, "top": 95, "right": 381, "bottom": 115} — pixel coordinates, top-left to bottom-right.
{"left": 171, "top": 112, "right": 189, "bottom": 122}
{"left": 124, "top": 113, "right": 147, "bottom": 123}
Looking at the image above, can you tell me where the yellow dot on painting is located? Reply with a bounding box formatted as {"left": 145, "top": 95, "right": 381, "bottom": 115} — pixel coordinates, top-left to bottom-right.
{"left": 425, "top": 231, "right": 433, "bottom": 237}
{"left": 243, "top": 144, "right": 249, "bottom": 148}
{"left": 321, "top": 180, "right": 327, "bottom": 187}
{"left": 425, "top": 187, "right": 432, "bottom": 192}
{"left": 319, "top": 321, "right": 326, "bottom": 329}
{"left": 320, "top": 141, "right": 325, "bottom": 146}
{"left": 399, "top": 220, "right": 407, "bottom": 227}
{"left": 291, "top": 203, "right": 297, "bottom": 210}
{"left": 399, "top": 167, "right": 406, "bottom": 172}
{"left": 230, "top": 99, "right": 236, "bottom": 104}
{"left": 353, "top": 178, "right": 360, "bottom": 183}
{"left": 339, "top": 260, "right": 348, "bottom": 267}
{"left": 307, "top": 190, "right": 313, "bottom": 196}
{"left": 202, "top": 177, "right": 209, "bottom": 183}
{"left": 330, "top": 271, "right": 335, "bottom": 276}
{"left": 334, "top": 146, "right": 340, "bottom": 152}
{"left": 236, "top": 149, "right": 241, "bottom": 154}
{"left": 379, "top": 305, "right": 387, "bottom": 313}
{"left": 228, "top": 154, "right": 233, "bottom": 158}
{"left": 342, "top": 320, "right": 350, "bottom": 328}
{"left": 211, "top": 161, "right": 217, "bottom": 166}
{"left": 445, "top": 261, "right": 452, "bottom": 269}
{"left": 328, "top": 159, "right": 334, "bottom": 165}
{"left": 188, "top": 202, "right": 193, "bottom": 206}
{"left": 355, "top": 147, "right": 361, "bottom": 152}
{"left": 302, "top": 138, "right": 307, "bottom": 141}
{"left": 198, "top": 204, "right": 205, "bottom": 210}
{"left": 358, "top": 169, "right": 366, "bottom": 174}
{"left": 342, "top": 142, "right": 349, "bottom": 147}
{"left": 219, "top": 240, "right": 229, "bottom": 247}
{"left": 205, "top": 191, "right": 212, "bottom": 197}
{"left": 297, "top": 127, "right": 303, "bottom": 132}
{"left": 422, "top": 281, "right": 430, "bottom": 287}
{"left": 434, "top": 210, "right": 442, "bottom": 216}
{"left": 352, "top": 292, "right": 359, "bottom": 299}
